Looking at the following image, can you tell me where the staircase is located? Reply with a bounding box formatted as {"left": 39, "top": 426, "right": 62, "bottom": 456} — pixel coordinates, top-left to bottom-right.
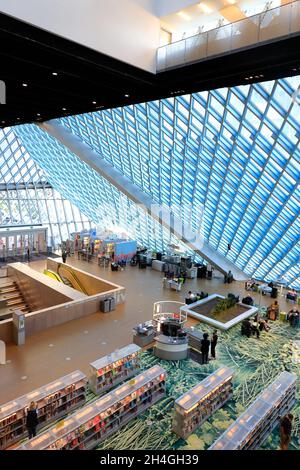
{"left": 0, "top": 280, "right": 31, "bottom": 314}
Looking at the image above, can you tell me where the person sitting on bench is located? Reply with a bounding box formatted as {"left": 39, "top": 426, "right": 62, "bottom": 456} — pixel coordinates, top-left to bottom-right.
{"left": 286, "top": 289, "right": 297, "bottom": 302}
{"left": 242, "top": 294, "right": 254, "bottom": 306}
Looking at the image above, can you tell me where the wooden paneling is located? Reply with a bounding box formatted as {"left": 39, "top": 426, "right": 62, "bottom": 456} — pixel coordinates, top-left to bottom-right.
{"left": 47, "top": 258, "right": 122, "bottom": 295}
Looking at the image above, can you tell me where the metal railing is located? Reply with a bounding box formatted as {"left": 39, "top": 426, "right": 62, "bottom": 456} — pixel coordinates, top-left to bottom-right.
{"left": 157, "top": 0, "right": 300, "bottom": 72}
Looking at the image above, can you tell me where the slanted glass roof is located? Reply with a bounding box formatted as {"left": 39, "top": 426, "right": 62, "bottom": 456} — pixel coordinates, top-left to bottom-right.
{"left": 0, "top": 127, "right": 92, "bottom": 245}
{"left": 15, "top": 76, "right": 300, "bottom": 287}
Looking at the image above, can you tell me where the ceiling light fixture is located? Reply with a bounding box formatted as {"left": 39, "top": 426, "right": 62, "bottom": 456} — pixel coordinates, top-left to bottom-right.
{"left": 124, "top": 94, "right": 130, "bottom": 98}
{"left": 52, "top": 72, "right": 58, "bottom": 76}
{"left": 62, "top": 108, "right": 67, "bottom": 111}
{"left": 226, "top": 0, "right": 237, "bottom": 4}
{"left": 22, "top": 83, "right": 28, "bottom": 87}
{"left": 37, "top": 113, "right": 41, "bottom": 116}
{"left": 92, "top": 101, "right": 97, "bottom": 104}
{"left": 17, "top": 118, "right": 20, "bottom": 120}
{"left": 177, "top": 11, "right": 192, "bottom": 21}
{"left": 198, "top": 3, "right": 213, "bottom": 14}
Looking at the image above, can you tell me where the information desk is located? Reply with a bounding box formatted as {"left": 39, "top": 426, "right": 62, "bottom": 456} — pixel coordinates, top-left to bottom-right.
{"left": 154, "top": 334, "right": 188, "bottom": 360}
{"left": 173, "top": 366, "right": 234, "bottom": 439}
{"left": 0, "top": 370, "right": 87, "bottom": 450}
{"left": 209, "top": 371, "right": 297, "bottom": 450}
{"left": 89, "top": 344, "right": 141, "bottom": 395}
{"left": 17, "top": 365, "right": 167, "bottom": 450}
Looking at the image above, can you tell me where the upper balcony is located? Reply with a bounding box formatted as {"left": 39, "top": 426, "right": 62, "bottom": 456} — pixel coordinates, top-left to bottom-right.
{"left": 157, "top": 0, "right": 300, "bottom": 72}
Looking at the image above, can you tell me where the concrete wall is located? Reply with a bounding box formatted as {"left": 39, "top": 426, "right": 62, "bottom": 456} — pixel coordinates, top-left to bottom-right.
{"left": 0, "top": 0, "right": 160, "bottom": 72}
{"left": 0, "top": 261, "right": 126, "bottom": 343}
{"left": 46, "top": 258, "right": 121, "bottom": 295}
{"left": 7, "top": 263, "right": 84, "bottom": 312}
{"left": 0, "top": 286, "right": 126, "bottom": 344}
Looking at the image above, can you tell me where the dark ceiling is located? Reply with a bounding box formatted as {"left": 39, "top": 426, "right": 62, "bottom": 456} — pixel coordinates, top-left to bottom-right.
{"left": 0, "top": 11, "right": 300, "bottom": 128}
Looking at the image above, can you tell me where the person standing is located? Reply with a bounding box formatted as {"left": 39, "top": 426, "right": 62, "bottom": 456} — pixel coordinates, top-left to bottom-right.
{"left": 280, "top": 414, "right": 293, "bottom": 450}
{"left": 26, "top": 401, "right": 38, "bottom": 439}
{"left": 27, "top": 247, "right": 30, "bottom": 262}
{"left": 62, "top": 250, "right": 67, "bottom": 263}
{"left": 210, "top": 330, "right": 218, "bottom": 359}
{"left": 201, "top": 333, "right": 210, "bottom": 365}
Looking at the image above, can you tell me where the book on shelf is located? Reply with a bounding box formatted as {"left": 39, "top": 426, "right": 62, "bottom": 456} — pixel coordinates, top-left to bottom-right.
{"left": 0, "top": 370, "right": 87, "bottom": 450}
{"left": 89, "top": 344, "right": 141, "bottom": 395}
{"left": 18, "top": 365, "right": 167, "bottom": 451}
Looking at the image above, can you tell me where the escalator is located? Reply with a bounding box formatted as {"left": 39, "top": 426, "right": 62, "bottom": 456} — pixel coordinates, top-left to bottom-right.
{"left": 57, "top": 264, "right": 88, "bottom": 295}
{"left": 43, "top": 269, "right": 64, "bottom": 283}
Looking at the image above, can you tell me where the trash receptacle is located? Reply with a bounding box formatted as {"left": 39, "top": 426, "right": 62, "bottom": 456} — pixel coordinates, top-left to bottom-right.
{"left": 100, "top": 299, "right": 110, "bottom": 313}
{"left": 109, "top": 297, "right": 116, "bottom": 311}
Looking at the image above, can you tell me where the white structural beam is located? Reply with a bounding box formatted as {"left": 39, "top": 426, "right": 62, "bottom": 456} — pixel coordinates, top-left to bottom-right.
{"left": 39, "top": 120, "right": 247, "bottom": 280}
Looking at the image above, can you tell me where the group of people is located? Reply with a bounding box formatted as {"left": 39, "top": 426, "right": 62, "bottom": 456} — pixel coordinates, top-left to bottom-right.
{"left": 200, "top": 331, "right": 218, "bottom": 363}
{"left": 186, "top": 291, "right": 208, "bottom": 303}
{"left": 224, "top": 270, "right": 233, "bottom": 283}
{"left": 241, "top": 314, "right": 270, "bottom": 338}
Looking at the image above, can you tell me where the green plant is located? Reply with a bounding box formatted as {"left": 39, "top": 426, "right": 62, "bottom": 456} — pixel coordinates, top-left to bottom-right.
{"left": 213, "top": 297, "right": 236, "bottom": 314}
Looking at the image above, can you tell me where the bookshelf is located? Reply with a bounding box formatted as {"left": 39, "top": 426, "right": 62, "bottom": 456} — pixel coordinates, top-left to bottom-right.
{"left": 172, "top": 366, "right": 234, "bottom": 439}
{"left": 18, "top": 365, "right": 167, "bottom": 450}
{"left": 209, "top": 371, "right": 297, "bottom": 450}
{"left": 0, "top": 370, "right": 87, "bottom": 450}
{"left": 89, "top": 344, "right": 141, "bottom": 395}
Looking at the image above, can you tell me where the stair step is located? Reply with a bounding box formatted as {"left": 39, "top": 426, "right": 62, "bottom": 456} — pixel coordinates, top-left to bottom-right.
{"left": 0, "top": 282, "right": 16, "bottom": 288}
{"left": 7, "top": 299, "right": 24, "bottom": 306}
{"left": 11, "top": 304, "right": 27, "bottom": 310}
{"left": 0, "top": 293, "right": 21, "bottom": 299}
{"left": 0, "top": 287, "right": 18, "bottom": 294}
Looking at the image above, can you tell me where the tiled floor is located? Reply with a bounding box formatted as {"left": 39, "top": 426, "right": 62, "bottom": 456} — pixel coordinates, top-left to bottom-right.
{"left": 0, "top": 257, "right": 293, "bottom": 405}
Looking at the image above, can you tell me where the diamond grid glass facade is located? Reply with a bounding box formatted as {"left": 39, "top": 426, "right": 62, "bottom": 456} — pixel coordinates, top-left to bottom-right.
{"left": 14, "top": 76, "right": 300, "bottom": 288}
{"left": 15, "top": 123, "right": 192, "bottom": 256}
{"left": 0, "top": 127, "right": 92, "bottom": 246}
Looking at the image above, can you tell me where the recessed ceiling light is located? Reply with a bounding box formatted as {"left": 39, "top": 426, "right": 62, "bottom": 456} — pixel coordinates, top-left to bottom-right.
{"left": 37, "top": 113, "right": 41, "bottom": 116}
{"left": 198, "top": 2, "right": 213, "bottom": 14}
{"left": 124, "top": 94, "right": 130, "bottom": 98}
{"left": 92, "top": 101, "right": 97, "bottom": 104}
{"left": 62, "top": 107, "right": 67, "bottom": 111}
{"left": 1, "top": 121, "right": 5, "bottom": 124}
{"left": 249, "top": 76, "right": 253, "bottom": 79}
{"left": 52, "top": 72, "right": 58, "bottom": 76}
{"left": 177, "top": 11, "right": 192, "bottom": 21}
{"left": 226, "top": 0, "right": 236, "bottom": 4}
{"left": 17, "top": 118, "right": 20, "bottom": 120}
{"left": 22, "top": 83, "right": 28, "bottom": 87}
{"left": 245, "top": 77, "right": 249, "bottom": 80}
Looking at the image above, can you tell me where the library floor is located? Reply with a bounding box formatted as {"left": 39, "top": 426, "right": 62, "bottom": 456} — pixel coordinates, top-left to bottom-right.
{"left": 1, "top": 257, "right": 300, "bottom": 450}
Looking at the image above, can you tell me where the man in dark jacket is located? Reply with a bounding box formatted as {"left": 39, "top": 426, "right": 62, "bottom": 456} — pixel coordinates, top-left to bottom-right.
{"left": 201, "top": 333, "right": 210, "bottom": 364}
{"left": 210, "top": 330, "right": 218, "bottom": 359}
{"left": 280, "top": 414, "right": 293, "bottom": 450}
{"left": 26, "top": 402, "right": 39, "bottom": 439}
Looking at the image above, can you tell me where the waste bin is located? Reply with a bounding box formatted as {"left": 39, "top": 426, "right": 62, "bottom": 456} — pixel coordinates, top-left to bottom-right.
{"left": 109, "top": 297, "right": 116, "bottom": 311}
{"left": 100, "top": 299, "right": 110, "bottom": 313}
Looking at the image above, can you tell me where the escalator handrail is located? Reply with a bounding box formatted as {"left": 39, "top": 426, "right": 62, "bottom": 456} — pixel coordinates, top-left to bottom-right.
{"left": 57, "top": 264, "right": 88, "bottom": 295}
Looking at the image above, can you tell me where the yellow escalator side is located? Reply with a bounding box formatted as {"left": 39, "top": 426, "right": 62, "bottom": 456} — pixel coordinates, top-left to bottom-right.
{"left": 43, "top": 269, "right": 64, "bottom": 283}
{"left": 57, "top": 265, "right": 88, "bottom": 295}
